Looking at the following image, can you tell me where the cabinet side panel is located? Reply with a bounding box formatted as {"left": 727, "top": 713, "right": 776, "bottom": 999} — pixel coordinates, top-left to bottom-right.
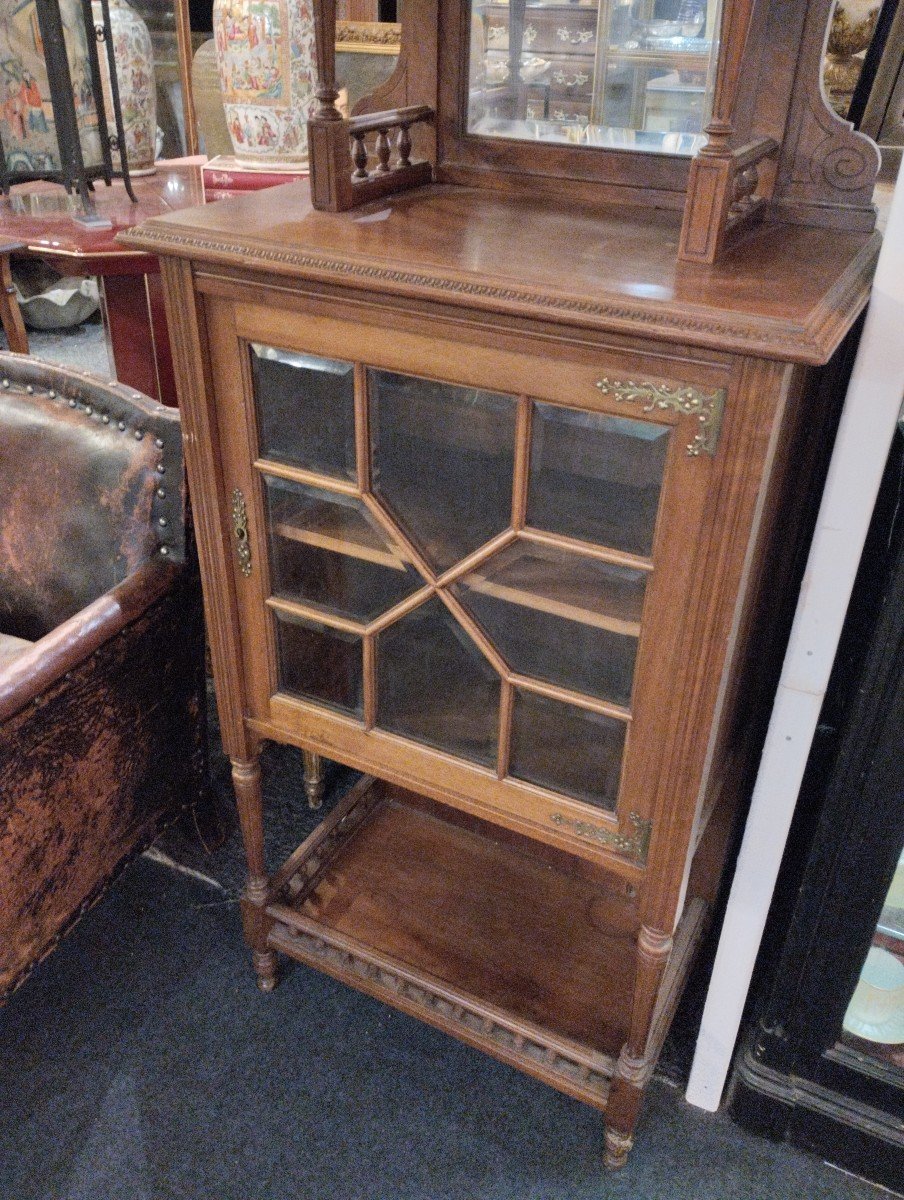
{"left": 687, "top": 329, "right": 861, "bottom": 911}
{"left": 641, "top": 356, "right": 790, "bottom": 934}
{"left": 158, "top": 257, "right": 255, "bottom": 761}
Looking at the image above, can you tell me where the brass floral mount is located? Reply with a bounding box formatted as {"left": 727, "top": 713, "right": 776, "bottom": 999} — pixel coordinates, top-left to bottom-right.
{"left": 549, "top": 811, "right": 652, "bottom": 863}
{"left": 231, "top": 488, "right": 252, "bottom": 577}
{"left": 596, "top": 377, "right": 726, "bottom": 457}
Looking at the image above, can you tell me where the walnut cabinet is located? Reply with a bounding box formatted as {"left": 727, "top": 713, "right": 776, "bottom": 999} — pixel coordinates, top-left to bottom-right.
{"left": 125, "top": 180, "right": 878, "bottom": 1167}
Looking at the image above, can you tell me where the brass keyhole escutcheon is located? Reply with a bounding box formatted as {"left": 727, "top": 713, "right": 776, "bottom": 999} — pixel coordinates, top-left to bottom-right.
{"left": 231, "top": 488, "right": 252, "bottom": 577}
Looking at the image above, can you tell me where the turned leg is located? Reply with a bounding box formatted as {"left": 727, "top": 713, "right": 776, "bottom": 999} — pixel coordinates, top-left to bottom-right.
{"left": 604, "top": 1126, "right": 635, "bottom": 1171}
{"left": 604, "top": 925, "right": 673, "bottom": 1168}
{"left": 302, "top": 749, "right": 325, "bottom": 810}
{"left": 231, "top": 753, "right": 278, "bottom": 993}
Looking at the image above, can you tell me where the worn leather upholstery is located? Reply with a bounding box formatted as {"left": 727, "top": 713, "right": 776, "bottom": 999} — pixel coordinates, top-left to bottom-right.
{"left": 0, "top": 359, "right": 183, "bottom": 641}
{"left": 0, "top": 355, "right": 205, "bottom": 999}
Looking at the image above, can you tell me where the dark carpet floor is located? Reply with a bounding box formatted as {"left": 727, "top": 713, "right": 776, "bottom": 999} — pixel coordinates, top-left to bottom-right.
{"left": 0, "top": 854, "right": 887, "bottom": 1200}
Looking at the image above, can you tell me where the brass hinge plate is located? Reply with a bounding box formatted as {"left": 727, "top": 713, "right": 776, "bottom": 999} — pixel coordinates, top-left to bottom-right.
{"left": 596, "top": 376, "right": 726, "bottom": 457}
{"left": 550, "top": 811, "right": 652, "bottom": 864}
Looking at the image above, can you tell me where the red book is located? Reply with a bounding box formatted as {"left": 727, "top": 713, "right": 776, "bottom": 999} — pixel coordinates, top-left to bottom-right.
{"left": 202, "top": 187, "right": 244, "bottom": 203}
{"left": 202, "top": 155, "right": 309, "bottom": 194}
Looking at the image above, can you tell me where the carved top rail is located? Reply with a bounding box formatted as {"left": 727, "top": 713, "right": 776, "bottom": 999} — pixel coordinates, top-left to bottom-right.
{"left": 348, "top": 105, "right": 434, "bottom": 137}
{"left": 304, "top": 0, "right": 880, "bottom": 265}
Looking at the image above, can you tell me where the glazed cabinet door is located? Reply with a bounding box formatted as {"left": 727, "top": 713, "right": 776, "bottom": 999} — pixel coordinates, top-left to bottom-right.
{"left": 205, "top": 296, "right": 727, "bottom": 872}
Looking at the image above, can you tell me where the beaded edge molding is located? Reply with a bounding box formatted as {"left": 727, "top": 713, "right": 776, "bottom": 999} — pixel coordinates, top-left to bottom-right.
{"left": 270, "top": 924, "right": 615, "bottom": 1107}
{"left": 128, "top": 224, "right": 882, "bottom": 364}
{"left": 596, "top": 376, "right": 727, "bottom": 456}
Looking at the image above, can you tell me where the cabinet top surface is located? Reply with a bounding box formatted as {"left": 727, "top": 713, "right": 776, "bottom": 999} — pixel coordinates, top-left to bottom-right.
{"left": 122, "top": 180, "right": 880, "bottom": 364}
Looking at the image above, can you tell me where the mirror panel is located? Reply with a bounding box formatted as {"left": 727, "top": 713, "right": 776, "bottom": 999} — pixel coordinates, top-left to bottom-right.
{"left": 467, "top": 0, "right": 721, "bottom": 154}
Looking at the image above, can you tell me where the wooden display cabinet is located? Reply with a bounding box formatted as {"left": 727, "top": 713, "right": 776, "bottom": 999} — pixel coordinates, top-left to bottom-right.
{"left": 124, "top": 0, "right": 882, "bottom": 1170}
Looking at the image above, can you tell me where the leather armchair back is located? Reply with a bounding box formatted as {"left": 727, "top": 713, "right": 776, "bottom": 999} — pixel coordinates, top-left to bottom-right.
{"left": 0, "top": 357, "right": 184, "bottom": 640}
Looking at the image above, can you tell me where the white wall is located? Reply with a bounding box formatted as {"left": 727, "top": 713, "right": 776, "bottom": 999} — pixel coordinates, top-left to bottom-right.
{"left": 685, "top": 162, "right": 904, "bottom": 1111}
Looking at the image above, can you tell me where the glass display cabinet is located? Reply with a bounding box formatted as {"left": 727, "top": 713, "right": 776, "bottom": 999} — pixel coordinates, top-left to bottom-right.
{"left": 731, "top": 422, "right": 904, "bottom": 1192}
{"left": 125, "top": 0, "right": 882, "bottom": 1171}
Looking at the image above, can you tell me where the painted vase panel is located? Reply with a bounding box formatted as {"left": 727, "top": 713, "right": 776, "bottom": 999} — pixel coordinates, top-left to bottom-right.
{"left": 213, "top": 0, "right": 316, "bottom": 165}
{"left": 0, "top": 0, "right": 103, "bottom": 176}
{"left": 92, "top": 0, "right": 157, "bottom": 173}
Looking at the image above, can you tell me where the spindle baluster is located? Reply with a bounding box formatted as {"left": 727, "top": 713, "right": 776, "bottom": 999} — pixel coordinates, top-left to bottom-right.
{"left": 352, "top": 134, "right": 369, "bottom": 178}
{"left": 397, "top": 124, "right": 412, "bottom": 169}
{"left": 376, "top": 129, "right": 392, "bottom": 173}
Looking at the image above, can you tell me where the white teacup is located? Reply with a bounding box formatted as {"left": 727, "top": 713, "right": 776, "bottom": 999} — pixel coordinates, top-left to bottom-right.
{"left": 845, "top": 947, "right": 904, "bottom": 1031}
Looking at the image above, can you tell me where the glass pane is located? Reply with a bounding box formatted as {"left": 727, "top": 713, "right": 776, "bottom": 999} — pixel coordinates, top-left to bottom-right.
{"left": 275, "top": 612, "right": 363, "bottom": 717}
{"left": 527, "top": 401, "right": 669, "bottom": 557}
{"left": 509, "top": 690, "right": 625, "bottom": 810}
{"left": 251, "top": 344, "right": 356, "bottom": 479}
{"left": 265, "top": 477, "right": 422, "bottom": 623}
{"left": 370, "top": 369, "right": 517, "bottom": 573}
{"left": 377, "top": 597, "right": 500, "bottom": 767}
{"left": 467, "top": 0, "right": 721, "bottom": 154}
{"left": 842, "top": 848, "right": 904, "bottom": 1068}
{"left": 456, "top": 538, "right": 644, "bottom": 706}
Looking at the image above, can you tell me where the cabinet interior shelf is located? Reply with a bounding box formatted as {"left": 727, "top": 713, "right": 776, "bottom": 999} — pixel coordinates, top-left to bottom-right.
{"left": 271, "top": 516, "right": 406, "bottom": 572}
{"left": 268, "top": 493, "right": 646, "bottom": 637}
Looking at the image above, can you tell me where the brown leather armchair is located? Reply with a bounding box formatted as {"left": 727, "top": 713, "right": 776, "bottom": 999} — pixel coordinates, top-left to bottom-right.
{"left": 0, "top": 353, "right": 207, "bottom": 999}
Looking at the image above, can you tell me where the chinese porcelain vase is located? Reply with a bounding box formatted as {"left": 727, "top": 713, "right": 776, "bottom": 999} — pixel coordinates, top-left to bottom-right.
{"left": 824, "top": 0, "right": 880, "bottom": 116}
{"left": 213, "top": 0, "right": 317, "bottom": 166}
{"left": 92, "top": 0, "right": 157, "bottom": 174}
{"left": 0, "top": 0, "right": 103, "bottom": 176}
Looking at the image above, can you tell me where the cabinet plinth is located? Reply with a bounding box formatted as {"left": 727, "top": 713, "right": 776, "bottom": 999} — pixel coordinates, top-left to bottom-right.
{"left": 123, "top": 178, "right": 877, "bottom": 1166}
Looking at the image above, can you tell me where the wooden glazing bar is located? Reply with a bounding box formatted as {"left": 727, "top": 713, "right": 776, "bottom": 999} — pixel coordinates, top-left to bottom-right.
{"left": 366, "top": 584, "right": 435, "bottom": 634}
{"left": 266, "top": 594, "right": 367, "bottom": 636}
{"left": 254, "top": 457, "right": 360, "bottom": 497}
{"left": 510, "top": 673, "right": 632, "bottom": 723}
{"left": 511, "top": 395, "right": 532, "bottom": 530}
{"left": 354, "top": 362, "right": 371, "bottom": 492}
{"left": 437, "top": 588, "right": 510, "bottom": 677}
{"left": 361, "top": 492, "right": 438, "bottom": 584}
{"left": 434, "top": 528, "right": 518, "bottom": 589}
{"left": 497, "top": 678, "right": 514, "bottom": 780}
{"left": 363, "top": 633, "right": 376, "bottom": 729}
{"left": 520, "top": 527, "right": 654, "bottom": 573}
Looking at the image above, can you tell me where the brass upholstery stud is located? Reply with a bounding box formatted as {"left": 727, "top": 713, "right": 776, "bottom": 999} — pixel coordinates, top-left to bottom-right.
{"left": 118, "top": 421, "right": 126, "bottom": 430}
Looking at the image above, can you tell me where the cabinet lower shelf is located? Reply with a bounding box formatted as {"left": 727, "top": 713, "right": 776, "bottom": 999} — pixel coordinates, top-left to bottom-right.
{"left": 263, "top": 775, "right": 706, "bottom": 1113}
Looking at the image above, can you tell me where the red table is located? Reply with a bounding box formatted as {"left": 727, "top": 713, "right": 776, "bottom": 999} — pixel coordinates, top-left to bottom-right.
{"left": 0, "top": 164, "right": 206, "bottom": 406}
